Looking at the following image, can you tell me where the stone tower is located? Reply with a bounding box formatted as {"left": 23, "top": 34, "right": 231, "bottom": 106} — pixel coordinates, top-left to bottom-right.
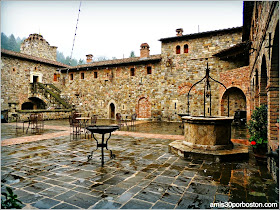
{"left": 140, "top": 43, "right": 150, "bottom": 58}
{"left": 20, "top": 33, "right": 57, "bottom": 61}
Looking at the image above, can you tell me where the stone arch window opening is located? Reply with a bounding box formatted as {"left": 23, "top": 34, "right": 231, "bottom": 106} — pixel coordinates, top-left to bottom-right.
{"left": 255, "top": 69, "right": 259, "bottom": 92}
{"left": 184, "top": 44, "right": 189, "bottom": 53}
{"left": 130, "top": 68, "right": 135, "bottom": 76}
{"left": 94, "top": 71, "right": 98, "bottom": 79}
{"left": 176, "top": 45, "right": 181, "bottom": 54}
{"left": 12, "top": 68, "right": 16, "bottom": 72}
{"left": 81, "top": 72, "right": 85, "bottom": 79}
{"left": 54, "top": 73, "right": 58, "bottom": 81}
{"left": 147, "top": 66, "right": 152, "bottom": 75}
{"left": 70, "top": 73, "right": 74, "bottom": 80}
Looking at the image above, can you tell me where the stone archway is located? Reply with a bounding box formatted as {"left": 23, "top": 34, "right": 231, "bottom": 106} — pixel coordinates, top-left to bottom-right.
{"left": 137, "top": 97, "right": 151, "bottom": 119}
{"left": 109, "top": 103, "right": 115, "bottom": 119}
{"left": 221, "top": 87, "right": 246, "bottom": 117}
{"left": 22, "top": 97, "right": 46, "bottom": 110}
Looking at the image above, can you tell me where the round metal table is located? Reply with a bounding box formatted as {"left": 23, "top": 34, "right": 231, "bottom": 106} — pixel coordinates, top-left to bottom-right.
{"left": 86, "top": 125, "right": 119, "bottom": 166}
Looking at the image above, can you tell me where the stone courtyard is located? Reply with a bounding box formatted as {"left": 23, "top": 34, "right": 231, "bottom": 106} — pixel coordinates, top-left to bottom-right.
{"left": 1, "top": 121, "right": 279, "bottom": 209}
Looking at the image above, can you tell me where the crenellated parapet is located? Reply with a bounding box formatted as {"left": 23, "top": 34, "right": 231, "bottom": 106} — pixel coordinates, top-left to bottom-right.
{"left": 20, "top": 33, "right": 57, "bottom": 61}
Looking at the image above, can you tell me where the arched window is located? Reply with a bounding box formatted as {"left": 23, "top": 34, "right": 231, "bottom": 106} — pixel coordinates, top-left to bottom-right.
{"left": 184, "top": 44, "right": 189, "bottom": 53}
{"left": 53, "top": 73, "right": 57, "bottom": 81}
{"left": 147, "top": 66, "right": 152, "bottom": 74}
{"left": 130, "top": 68, "right": 135, "bottom": 76}
{"left": 176, "top": 45, "right": 180, "bottom": 54}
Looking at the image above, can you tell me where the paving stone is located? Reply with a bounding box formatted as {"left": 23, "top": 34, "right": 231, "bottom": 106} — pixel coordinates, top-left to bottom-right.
{"left": 176, "top": 192, "right": 214, "bottom": 209}
{"left": 186, "top": 182, "right": 217, "bottom": 197}
{"left": 161, "top": 192, "right": 182, "bottom": 205}
{"left": 173, "top": 176, "right": 191, "bottom": 187}
{"left": 154, "top": 175, "right": 175, "bottom": 184}
{"left": 215, "top": 193, "right": 229, "bottom": 203}
{"left": 54, "top": 190, "right": 78, "bottom": 201}
{"left": 166, "top": 184, "right": 185, "bottom": 195}
{"left": 105, "top": 186, "right": 127, "bottom": 195}
{"left": 152, "top": 200, "right": 176, "bottom": 209}
{"left": 22, "top": 182, "right": 52, "bottom": 194}
{"left": 1, "top": 122, "right": 278, "bottom": 209}
{"left": 51, "top": 202, "right": 79, "bottom": 209}
{"left": 145, "top": 182, "right": 169, "bottom": 194}
{"left": 121, "top": 198, "right": 153, "bottom": 209}
{"left": 134, "top": 189, "right": 162, "bottom": 203}
{"left": 31, "top": 198, "right": 60, "bottom": 209}
{"left": 63, "top": 192, "right": 100, "bottom": 208}
{"left": 92, "top": 200, "right": 122, "bottom": 209}
{"left": 39, "top": 186, "right": 67, "bottom": 197}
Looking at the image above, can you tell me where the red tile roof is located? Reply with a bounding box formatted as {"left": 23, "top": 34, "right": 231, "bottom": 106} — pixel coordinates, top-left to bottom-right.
{"left": 63, "top": 54, "right": 162, "bottom": 71}
{"left": 1, "top": 49, "right": 70, "bottom": 68}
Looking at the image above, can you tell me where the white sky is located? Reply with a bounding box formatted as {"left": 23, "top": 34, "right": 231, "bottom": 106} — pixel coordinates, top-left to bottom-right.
{"left": 1, "top": 1, "right": 243, "bottom": 61}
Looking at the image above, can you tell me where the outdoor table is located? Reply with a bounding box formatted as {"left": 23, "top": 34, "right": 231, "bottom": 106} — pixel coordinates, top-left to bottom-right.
{"left": 86, "top": 125, "right": 119, "bottom": 166}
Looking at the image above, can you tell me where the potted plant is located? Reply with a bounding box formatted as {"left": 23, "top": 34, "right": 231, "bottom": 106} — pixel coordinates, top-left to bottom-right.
{"left": 247, "top": 105, "right": 268, "bottom": 157}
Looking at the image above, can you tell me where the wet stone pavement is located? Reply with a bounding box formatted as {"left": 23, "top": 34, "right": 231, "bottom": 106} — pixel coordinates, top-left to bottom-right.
{"left": 1, "top": 124, "right": 279, "bottom": 209}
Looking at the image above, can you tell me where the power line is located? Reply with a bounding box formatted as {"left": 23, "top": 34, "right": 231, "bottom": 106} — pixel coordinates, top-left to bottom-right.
{"left": 69, "top": 1, "right": 82, "bottom": 66}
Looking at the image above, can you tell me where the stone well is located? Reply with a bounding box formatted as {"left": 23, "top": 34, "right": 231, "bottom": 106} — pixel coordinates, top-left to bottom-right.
{"left": 169, "top": 116, "right": 249, "bottom": 161}
{"left": 183, "top": 116, "right": 233, "bottom": 150}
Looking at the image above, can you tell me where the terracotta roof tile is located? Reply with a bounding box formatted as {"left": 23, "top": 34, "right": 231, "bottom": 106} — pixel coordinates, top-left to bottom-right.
{"left": 1, "top": 48, "right": 70, "bottom": 68}
{"left": 159, "top": 26, "right": 243, "bottom": 42}
{"left": 64, "top": 54, "right": 162, "bottom": 70}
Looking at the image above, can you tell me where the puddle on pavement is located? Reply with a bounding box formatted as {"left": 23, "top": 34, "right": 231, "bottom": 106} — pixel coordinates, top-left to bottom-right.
{"left": 1, "top": 124, "right": 60, "bottom": 140}
{"left": 1, "top": 120, "right": 278, "bottom": 208}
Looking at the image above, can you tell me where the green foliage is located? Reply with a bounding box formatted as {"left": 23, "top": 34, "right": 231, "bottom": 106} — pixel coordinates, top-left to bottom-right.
{"left": 130, "top": 51, "right": 135, "bottom": 57}
{"left": 1, "top": 32, "right": 24, "bottom": 52}
{"left": 1, "top": 187, "right": 23, "bottom": 209}
{"left": 247, "top": 105, "right": 268, "bottom": 148}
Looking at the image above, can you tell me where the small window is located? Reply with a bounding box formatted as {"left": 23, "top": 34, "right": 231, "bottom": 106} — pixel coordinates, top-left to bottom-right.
{"left": 34, "top": 67, "right": 37, "bottom": 70}
{"left": 70, "top": 73, "right": 73, "bottom": 80}
{"left": 12, "top": 68, "right": 16, "bottom": 72}
{"left": 184, "top": 44, "right": 188, "bottom": 53}
{"left": 176, "top": 45, "right": 180, "bottom": 54}
{"left": 147, "top": 66, "right": 152, "bottom": 75}
{"left": 54, "top": 73, "right": 57, "bottom": 81}
{"left": 130, "top": 68, "right": 135, "bottom": 76}
{"left": 81, "top": 72, "right": 84, "bottom": 79}
{"left": 94, "top": 72, "right": 98, "bottom": 78}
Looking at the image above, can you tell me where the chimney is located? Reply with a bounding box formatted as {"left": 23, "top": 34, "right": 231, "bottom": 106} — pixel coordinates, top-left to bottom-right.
{"left": 140, "top": 43, "right": 150, "bottom": 58}
{"left": 176, "top": 28, "right": 183, "bottom": 36}
{"left": 86, "top": 54, "right": 93, "bottom": 63}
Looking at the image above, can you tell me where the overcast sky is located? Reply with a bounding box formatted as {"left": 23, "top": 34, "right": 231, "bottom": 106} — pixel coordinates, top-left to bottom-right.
{"left": 1, "top": 1, "right": 243, "bottom": 61}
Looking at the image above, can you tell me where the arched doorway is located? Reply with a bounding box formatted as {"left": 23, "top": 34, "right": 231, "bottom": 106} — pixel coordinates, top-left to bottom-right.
{"left": 260, "top": 55, "right": 268, "bottom": 105}
{"left": 109, "top": 103, "right": 115, "bottom": 119}
{"left": 221, "top": 87, "right": 246, "bottom": 116}
{"left": 22, "top": 97, "right": 46, "bottom": 110}
{"left": 22, "top": 102, "right": 34, "bottom": 110}
{"left": 137, "top": 97, "right": 151, "bottom": 118}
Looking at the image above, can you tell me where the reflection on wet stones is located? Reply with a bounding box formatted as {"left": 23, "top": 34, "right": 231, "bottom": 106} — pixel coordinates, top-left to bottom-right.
{"left": 1, "top": 122, "right": 278, "bottom": 209}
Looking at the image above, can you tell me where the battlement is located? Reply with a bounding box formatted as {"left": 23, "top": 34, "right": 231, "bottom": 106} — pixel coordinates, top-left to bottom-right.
{"left": 20, "top": 33, "right": 57, "bottom": 61}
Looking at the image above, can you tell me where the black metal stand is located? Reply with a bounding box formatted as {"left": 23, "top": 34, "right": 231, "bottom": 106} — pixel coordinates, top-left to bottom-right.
{"left": 87, "top": 132, "right": 115, "bottom": 166}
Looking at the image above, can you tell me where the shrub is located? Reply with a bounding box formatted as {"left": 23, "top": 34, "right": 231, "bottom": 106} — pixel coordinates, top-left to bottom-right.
{"left": 1, "top": 187, "right": 22, "bottom": 209}
{"left": 247, "top": 105, "right": 268, "bottom": 148}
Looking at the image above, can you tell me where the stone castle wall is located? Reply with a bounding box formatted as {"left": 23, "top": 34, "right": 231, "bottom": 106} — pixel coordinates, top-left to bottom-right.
{"left": 20, "top": 34, "right": 57, "bottom": 61}
{"left": 247, "top": 1, "right": 279, "bottom": 182}
{"left": 1, "top": 55, "right": 61, "bottom": 111}
{"left": 60, "top": 30, "right": 244, "bottom": 121}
